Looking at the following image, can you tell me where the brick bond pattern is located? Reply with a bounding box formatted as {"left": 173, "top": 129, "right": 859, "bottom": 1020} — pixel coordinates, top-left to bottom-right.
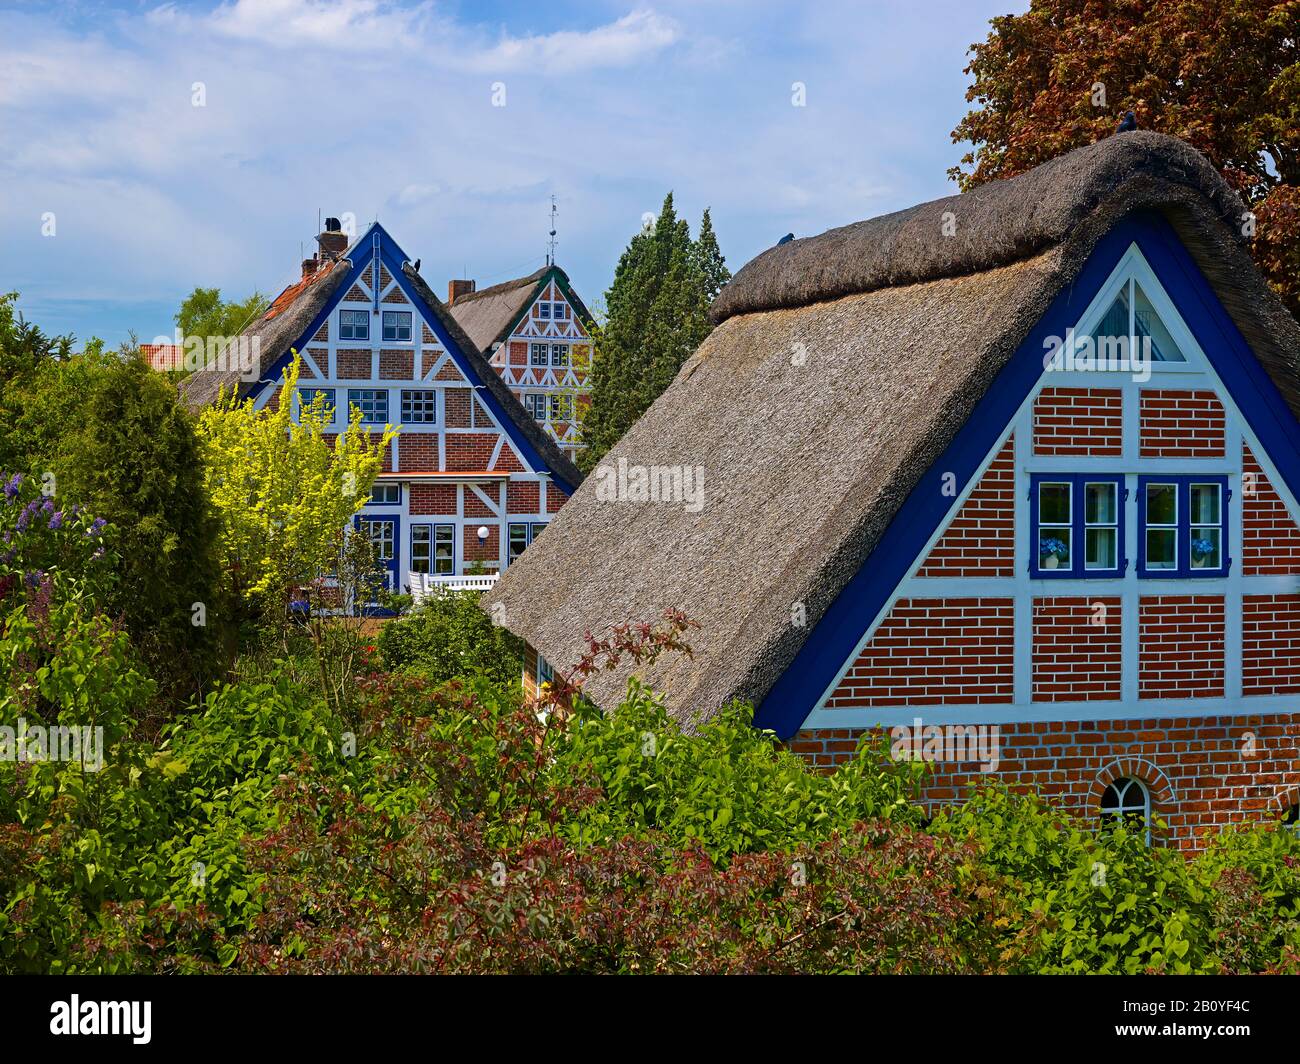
{"left": 825, "top": 599, "right": 1014, "bottom": 708}
{"left": 1242, "top": 445, "right": 1300, "bottom": 575}
{"left": 1032, "top": 597, "right": 1122, "bottom": 702}
{"left": 1243, "top": 595, "right": 1300, "bottom": 696}
{"left": 918, "top": 438, "right": 1015, "bottom": 577}
{"left": 1033, "top": 388, "right": 1122, "bottom": 456}
{"left": 789, "top": 715, "right": 1300, "bottom": 849}
{"left": 1138, "top": 389, "right": 1226, "bottom": 458}
{"left": 1138, "top": 595, "right": 1226, "bottom": 699}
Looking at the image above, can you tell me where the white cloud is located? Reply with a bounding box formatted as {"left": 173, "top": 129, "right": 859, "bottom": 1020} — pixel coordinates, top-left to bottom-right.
{"left": 203, "top": 0, "right": 435, "bottom": 50}
{"left": 467, "top": 10, "right": 680, "bottom": 74}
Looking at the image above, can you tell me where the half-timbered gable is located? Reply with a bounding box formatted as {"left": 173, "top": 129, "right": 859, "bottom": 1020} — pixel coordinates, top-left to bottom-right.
{"left": 487, "top": 133, "right": 1300, "bottom": 849}
{"left": 447, "top": 266, "right": 594, "bottom": 463}
{"left": 180, "top": 221, "right": 582, "bottom": 596}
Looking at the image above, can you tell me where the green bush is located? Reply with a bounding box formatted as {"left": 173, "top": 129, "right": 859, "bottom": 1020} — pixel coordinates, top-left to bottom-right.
{"left": 377, "top": 589, "right": 524, "bottom": 689}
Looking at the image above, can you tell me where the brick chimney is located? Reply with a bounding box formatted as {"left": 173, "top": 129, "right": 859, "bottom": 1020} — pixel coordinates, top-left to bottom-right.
{"left": 316, "top": 217, "right": 348, "bottom": 263}
{"left": 301, "top": 255, "right": 318, "bottom": 280}
{"left": 448, "top": 279, "right": 476, "bottom": 305}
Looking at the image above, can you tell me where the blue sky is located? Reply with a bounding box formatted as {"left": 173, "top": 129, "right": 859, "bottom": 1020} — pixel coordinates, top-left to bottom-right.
{"left": 1, "top": 0, "right": 1026, "bottom": 346}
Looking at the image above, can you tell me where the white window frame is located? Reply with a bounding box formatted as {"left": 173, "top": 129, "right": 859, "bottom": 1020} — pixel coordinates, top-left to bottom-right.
{"left": 339, "top": 309, "right": 368, "bottom": 341}
{"left": 382, "top": 310, "right": 412, "bottom": 342}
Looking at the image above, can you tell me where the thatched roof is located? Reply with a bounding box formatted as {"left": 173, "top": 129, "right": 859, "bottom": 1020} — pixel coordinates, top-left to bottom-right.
{"left": 484, "top": 132, "right": 1300, "bottom": 728}
{"left": 176, "top": 237, "right": 583, "bottom": 491}
{"left": 448, "top": 264, "right": 593, "bottom": 352}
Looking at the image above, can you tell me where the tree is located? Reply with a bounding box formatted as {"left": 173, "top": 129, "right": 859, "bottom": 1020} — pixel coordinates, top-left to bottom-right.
{"left": 950, "top": 0, "right": 1300, "bottom": 318}
{"left": 578, "top": 195, "right": 729, "bottom": 472}
{"left": 1, "top": 325, "right": 223, "bottom": 703}
{"left": 174, "top": 287, "right": 269, "bottom": 346}
{"left": 196, "top": 352, "right": 396, "bottom": 644}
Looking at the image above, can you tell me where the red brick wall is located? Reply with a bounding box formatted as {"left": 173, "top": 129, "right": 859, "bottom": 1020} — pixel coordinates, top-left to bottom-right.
{"left": 1243, "top": 594, "right": 1300, "bottom": 696}
{"left": 463, "top": 523, "right": 499, "bottom": 563}
{"left": 409, "top": 484, "right": 457, "bottom": 515}
{"left": 1032, "top": 597, "right": 1122, "bottom": 702}
{"left": 546, "top": 485, "right": 568, "bottom": 513}
{"left": 445, "top": 388, "right": 471, "bottom": 428}
{"left": 379, "top": 348, "right": 414, "bottom": 379}
{"left": 336, "top": 349, "right": 371, "bottom": 379}
{"left": 494, "top": 445, "right": 525, "bottom": 473}
{"left": 789, "top": 714, "right": 1300, "bottom": 851}
{"left": 1033, "top": 388, "right": 1121, "bottom": 456}
{"left": 1242, "top": 445, "right": 1300, "bottom": 575}
{"left": 446, "top": 433, "right": 498, "bottom": 471}
{"left": 400, "top": 434, "right": 437, "bottom": 473}
{"left": 824, "top": 598, "right": 1014, "bottom": 708}
{"left": 464, "top": 484, "right": 500, "bottom": 518}
{"left": 1138, "top": 595, "right": 1225, "bottom": 699}
{"left": 918, "top": 437, "right": 1015, "bottom": 577}
{"left": 507, "top": 481, "right": 540, "bottom": 514}
{"left": 1138, "top": 389, "right": 1226, "bottom": 458}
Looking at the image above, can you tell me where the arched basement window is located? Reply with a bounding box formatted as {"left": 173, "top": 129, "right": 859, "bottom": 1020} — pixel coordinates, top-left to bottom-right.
{"left": 1100, "top": 776, "right": 1151, "bottom": 841}
{"left": 1282, "top": 804, "right": 1300, "bottom": 835}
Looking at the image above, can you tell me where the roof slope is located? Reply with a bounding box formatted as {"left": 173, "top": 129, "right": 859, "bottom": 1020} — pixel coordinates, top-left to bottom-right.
{"left": 177, "top": 233, "right": 583, "bottom": 490}
{"left": 484, "top": 132, "right": 1300, "bottom": 725}
{"left": 448, "top": 264, "right": 593, "bottom": 352}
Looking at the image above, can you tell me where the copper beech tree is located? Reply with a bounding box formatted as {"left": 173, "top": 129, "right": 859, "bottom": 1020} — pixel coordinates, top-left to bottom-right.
{"left": 952, "top": 0, "right": 1300, "bottom": 317}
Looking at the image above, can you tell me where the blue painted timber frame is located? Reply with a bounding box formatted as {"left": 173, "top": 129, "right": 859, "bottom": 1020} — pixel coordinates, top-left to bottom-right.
{"left": 1028, "top": 473, "right": 1128, "bottom": 579}
{"left": 756, "top": 211, "right": 1300, "bottom": 739}
{"left": 1135, "top": 474, "right": 1232, "bottom": 578}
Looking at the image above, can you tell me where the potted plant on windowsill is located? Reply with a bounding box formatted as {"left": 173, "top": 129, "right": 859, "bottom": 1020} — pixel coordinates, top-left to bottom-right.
{"left": 1039, "top": 537, "right": 1068, "bottom": 570}
{"left": 1191, "top": 539, "right": 1215, "bottom": 569}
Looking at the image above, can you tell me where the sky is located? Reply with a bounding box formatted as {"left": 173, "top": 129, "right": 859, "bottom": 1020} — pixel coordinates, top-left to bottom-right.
{"left": 0, "top": 0, "right": 1027, "bottom": 346}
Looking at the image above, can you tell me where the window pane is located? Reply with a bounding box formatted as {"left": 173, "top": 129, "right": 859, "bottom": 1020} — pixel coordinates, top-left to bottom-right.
{"left": 1039, "top": 483, "right": 1071, "bottom": 524}
{"left": 1146, "top": 483, "right": 1177, "bottom": 526}
{"left": 1085, "top": 528, "right": 1117, "bottom": 569}
{"left": 1085, "top": 483, "right": 1116, "bottom": 524}
{"left": 1190, "top": 483, "right": 1220, "bottom": 524}
{"left": 1133, "top": 281, "right": 1187, "bottom": 362}
{"left": 411, "top": 525, "right": 431, "bottom": 574}
{"left": 1039, "top": 529, "right": 1070, "bottom": 568}
{"left": 1190, "top": 527, "right": 1221, "bottom": 568}
{"left": 1146, "top": 528, "right": 1177, "bottom": 569}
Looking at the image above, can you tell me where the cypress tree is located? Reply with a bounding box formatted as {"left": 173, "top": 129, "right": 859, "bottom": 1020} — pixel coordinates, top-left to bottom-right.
{"left": 579, "top": 194, "right": 729, "bottom": 473}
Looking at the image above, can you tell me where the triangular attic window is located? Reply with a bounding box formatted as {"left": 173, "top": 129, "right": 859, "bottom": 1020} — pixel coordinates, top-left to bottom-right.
{"left": 1088, "top": 277, "right": 1187, "bottom": 363}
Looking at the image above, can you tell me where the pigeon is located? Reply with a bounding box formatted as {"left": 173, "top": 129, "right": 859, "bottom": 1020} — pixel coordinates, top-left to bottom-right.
{"left": 1117, "top": 111, "right": 1137, "bottom": 133}
{"left": 777, "top": 233, "right": 794, "bottom": 246}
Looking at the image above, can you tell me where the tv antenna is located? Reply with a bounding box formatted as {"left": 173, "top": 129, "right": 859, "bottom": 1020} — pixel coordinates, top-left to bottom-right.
{"left": 547, "top": 195, "right": 558, "bottom": 265}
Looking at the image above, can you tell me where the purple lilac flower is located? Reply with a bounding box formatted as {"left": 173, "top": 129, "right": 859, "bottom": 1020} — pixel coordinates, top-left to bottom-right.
{"left": 87, "top": 517, "right": 107, "bottom": 537}
{"left": 48, "top": 510, "right": 64, "bottom": 531}
{"left": 2, "top": 473, "right": 21, "bottom": 501}
{"left": 16, "top": 501, "right": 39, "bottom": 532}
{"left": 41, "top": 497, "right": 54, "bottom": 515}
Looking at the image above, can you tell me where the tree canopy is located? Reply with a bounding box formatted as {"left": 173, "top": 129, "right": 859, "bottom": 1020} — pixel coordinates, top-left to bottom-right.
{"left": 951, "top": 0, "right": 1300, "bottom": 317}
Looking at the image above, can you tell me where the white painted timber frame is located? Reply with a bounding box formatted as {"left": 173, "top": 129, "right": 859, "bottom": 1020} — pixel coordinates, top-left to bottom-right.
{"left": 802, "top": 243, "right": 1300, "bottom": 730}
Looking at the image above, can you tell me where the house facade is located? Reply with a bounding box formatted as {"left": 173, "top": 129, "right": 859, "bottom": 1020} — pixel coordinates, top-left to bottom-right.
{"left": 447, "top": 266, "right": 594, "bottom": 464}
{"left": 180, "top": 220, "right": 582, "bottom": 594}
{"left": 486, "top": 133, "right": 1300, "bottom": 850}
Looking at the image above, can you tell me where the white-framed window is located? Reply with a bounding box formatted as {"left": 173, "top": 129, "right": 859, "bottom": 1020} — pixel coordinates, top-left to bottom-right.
{"left": 401, "top": 389, "right": 437, "bottom": 423}
{"left": 523, "top": 393, "right": 546, "bottom": 420}
{"left": 1100, "top": 777, "right": 1151, "bottom": 841}
{"left": 411, "top": 523, "right": 455, "bottom": 576}
{"left": 553, "top": 302, "right": 568, "bottom": 320}
{"left": 551, "top": 343, "right": 569, "bottom": 367}
{"left": 297, "top": 388, "right": 336, "bottom": 422}
{"left": 348, "top": 388, "right": 388, "bottom": 423}
{"left": 370, "top": 483, "right": 400, "bottom": 505}
{"left": 382, "top": 310, "right": 412, "bottom": 342}
{"left": 538, "top": 302, "right": 551, "bottom": 320}
{"left": 508, "top": 521, "right": 547, "bottom": 564}
{"left": 1090, "top": 276, "right": 1186, "bottom": 363}
{"left": 537, "top": 654, "right": 554, "bottom": 686}
{"left": 339, "top": 310, "right": 368, "bottom": 341}
{"left": 548, "top": 394, "right": 573, "bottom": 422}
{"left": 530, "top": 343, "right": 549, "bottom": 367}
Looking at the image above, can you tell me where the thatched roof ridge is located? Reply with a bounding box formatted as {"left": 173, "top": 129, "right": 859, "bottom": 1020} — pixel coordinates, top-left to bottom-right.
{"left": 448, "top": 264, "right": 591, "bottom": 354}
{"left": 712, "top": 132, "right": 1245, "bottom": 322}
{"left": 485, "top": 132, "right": 1300, "bottom": 730}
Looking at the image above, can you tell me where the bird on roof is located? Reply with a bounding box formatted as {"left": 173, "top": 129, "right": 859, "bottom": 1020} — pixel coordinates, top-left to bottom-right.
{"left": 1117, "top": 111, "right": 1137, "bottom": 133}
{"left": 777, "top": 233, "right": 794, "bottom": 246}
{"left": 413, "top": 258, "right": 421, "bottom": 272}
